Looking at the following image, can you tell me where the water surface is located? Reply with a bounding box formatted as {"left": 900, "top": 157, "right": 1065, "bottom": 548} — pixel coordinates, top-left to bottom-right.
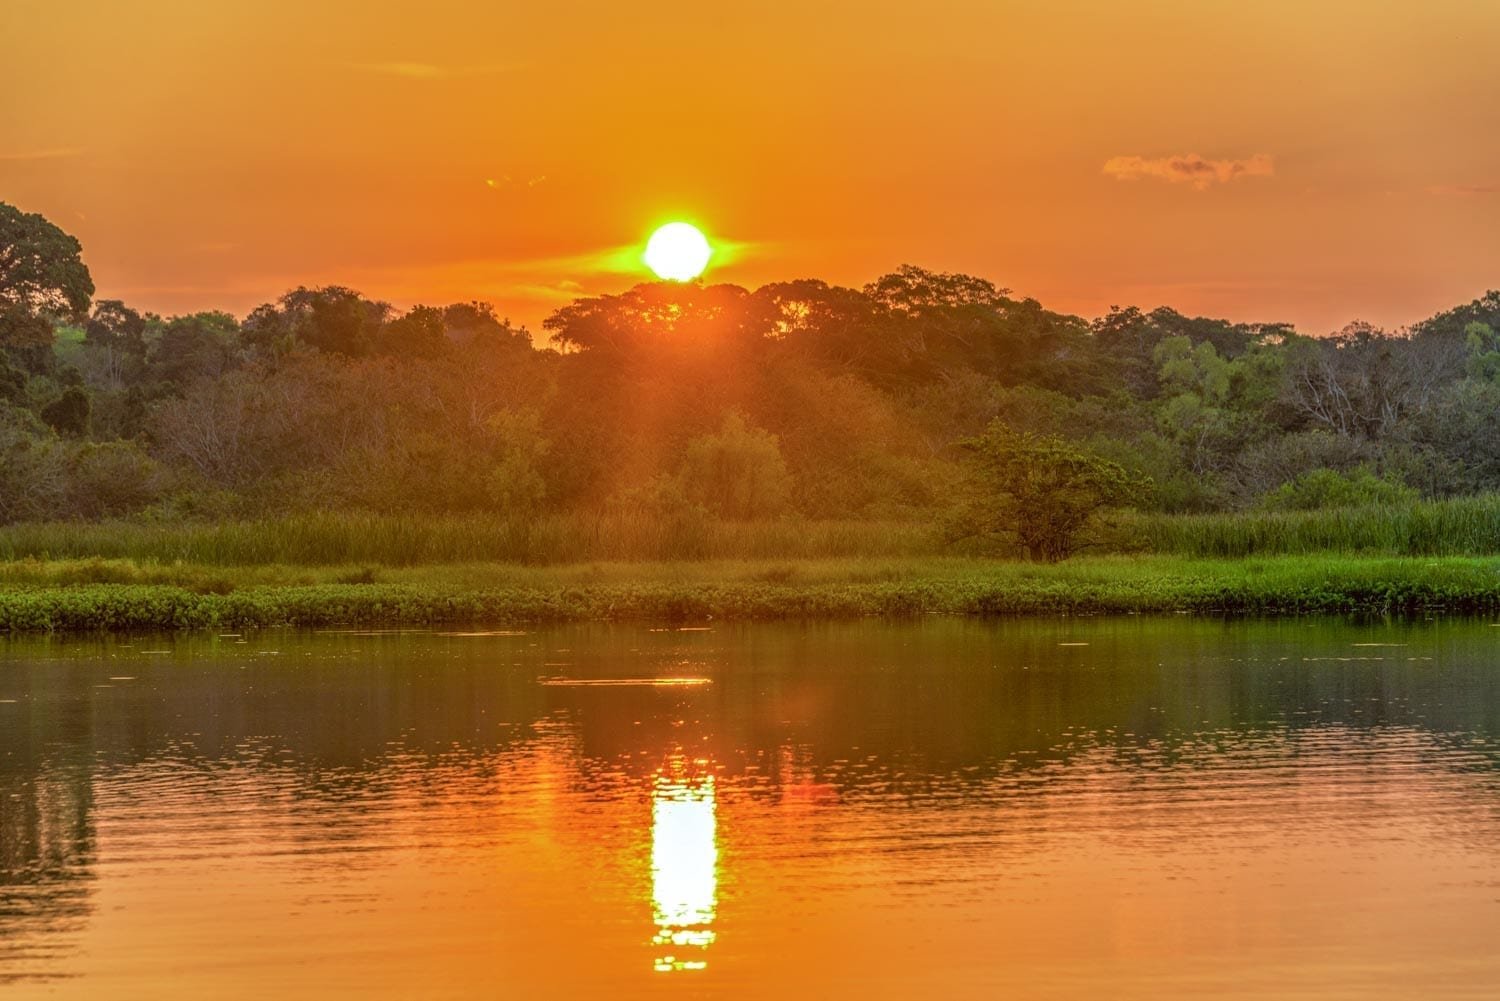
{"left": 3, "top": 618, "right": 1500, "bottom": 998}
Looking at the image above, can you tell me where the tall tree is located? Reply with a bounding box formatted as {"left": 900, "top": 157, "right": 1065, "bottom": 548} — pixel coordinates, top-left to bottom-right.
{"left": 0, "top": 202, "right": 94, "bottom": 372}
{"left": 955, "top": 422, "right": 1145, "bottom": 561}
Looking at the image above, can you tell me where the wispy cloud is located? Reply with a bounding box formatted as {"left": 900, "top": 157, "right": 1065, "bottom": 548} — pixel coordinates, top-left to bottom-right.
{"left": 349, "top": 61, "right": 521, "bottom": 80}
{"left": 485, "top": 175, "right": 548, "bottom": 191}
{"left": 1103, "top": 153, "right": 1274, "bottom": 190}
{"left": 0, "top": 147, "right": 84, "bottom": 162}
{"left": 1429, "top": 183, "right": 1500, "bottom": 196}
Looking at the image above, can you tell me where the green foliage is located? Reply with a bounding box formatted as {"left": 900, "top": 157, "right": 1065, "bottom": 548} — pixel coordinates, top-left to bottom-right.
{"left": 1128, "top": 494, "right": 1500, "bottom": 557}
{"left": 678, "top": 412, "right": 792, "bottom": 518}
{"left": 0, "top": 202, "right": 93, "bottom": 321}
{"left": 150, "top": 311, "right": 239, "bottom": 386}
{"left": 41, "top": 385, "right": 91, "bottom": 436}
{"left": 956, "top": 421, "right": 1147, "bottom": 561}
{"left": 1257, "top": 467, "right": 1417, "bottom": 511}
{"left": 1464, "top": 321, "right": 1500, "bottom": 382}
{"left": 65, "top": 441, "right": 166, "bottom": 518}
{"left": 484, "top": 410, "right": 549, "bottom": 514}
{"left": 11, "top": 201, "right": 1500, "bottom": 536}
{"left": 242, "top": 286, "right": 389, "bottom": 357}
{"left": 3, "top": 555, "right": 1500, "bottom": 633}
{"left": 0, "top": 408, "right": 66, "bottom": 521}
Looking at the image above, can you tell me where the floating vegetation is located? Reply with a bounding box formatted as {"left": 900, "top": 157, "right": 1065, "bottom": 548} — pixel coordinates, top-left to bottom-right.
{"left": 0, "top": 553, "right": 1499, "bottom": 633}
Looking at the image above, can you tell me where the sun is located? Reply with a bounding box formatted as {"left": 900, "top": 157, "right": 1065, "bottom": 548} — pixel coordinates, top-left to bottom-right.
{"left": 644, "top": 222, "right": 712, "bottom": 281}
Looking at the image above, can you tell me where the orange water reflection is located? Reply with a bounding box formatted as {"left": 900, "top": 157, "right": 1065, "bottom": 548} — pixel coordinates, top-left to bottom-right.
{"left": 650, "top": 764, "right": 718, "bottom": 972}
{"left": 6, "top": 621, "right": 1500, "bottom": 999}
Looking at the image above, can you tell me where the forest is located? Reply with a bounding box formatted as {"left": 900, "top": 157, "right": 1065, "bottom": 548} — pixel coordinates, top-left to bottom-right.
{"left": 5, "top": 200, "right": 1500, "bottom": 560}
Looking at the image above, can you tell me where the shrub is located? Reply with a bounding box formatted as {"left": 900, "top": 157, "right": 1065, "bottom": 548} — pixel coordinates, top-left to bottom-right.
{"left": 678, "top": 412, "right": 792, "bottom": 519}
{"left": 1258, "top": 467, "right": 1416, "bottom": 512}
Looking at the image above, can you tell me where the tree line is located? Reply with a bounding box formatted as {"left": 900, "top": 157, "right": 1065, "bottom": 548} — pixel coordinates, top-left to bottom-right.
{"left": 5, "top": 200, "right": 1500, "bottom": 547}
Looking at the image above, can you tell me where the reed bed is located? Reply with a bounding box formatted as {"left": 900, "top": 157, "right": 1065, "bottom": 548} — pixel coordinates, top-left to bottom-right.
{"left": 2, "top": 496, "right": 1500, "bottom": 572}
{"left": 1126, "top": 496, "right": 1500, "bottom": 558}
{"left": 0, "top": 513, "right": 937, "bottom": 567}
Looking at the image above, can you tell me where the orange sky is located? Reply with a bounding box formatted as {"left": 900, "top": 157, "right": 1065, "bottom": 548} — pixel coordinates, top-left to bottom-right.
{"left": 4, "top": 0, "right": 1499, "bottom": 335}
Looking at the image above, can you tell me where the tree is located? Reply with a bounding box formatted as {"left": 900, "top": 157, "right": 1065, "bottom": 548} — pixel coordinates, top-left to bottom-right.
{"left": 442, "top": 301, "right": 531, "bottom": 351}
{"left": 956, "top": 422, "right": 1145, "bottom": 561}
{"left": 678, "top": 412, "right": 792, "bottom": 518}
{"left": 862, "top": 264, "right": 1008, "bottom": 315}
{"left": 1463, "top": 321, "right": 1500, "bottom": 382}
{"left": 1280, "top": 324, "right": 1463, "bottom": 440}
{"left": 41, "top": 386, "right": 91, "bottom": 437}
{"left": 241, "top": 286, "right": 390, "bottom": 357}
{"left": 0, "top": 202, "right": 94, "bottom": 372}
{"left": 380, "top": 305, "right": 450, "bottom": 359}
{"left": 149, "top": 312, "right": 239, "bottom": 387}
{"left": 83, "top": 299, "right": 148, "bottom": 389}
{"left": 0, "top": 408, "right": 67, "bottom": 522}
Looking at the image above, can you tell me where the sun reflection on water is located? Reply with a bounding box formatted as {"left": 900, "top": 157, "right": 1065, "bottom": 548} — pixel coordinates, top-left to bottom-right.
{"left": 650, "top": 767, "right": 717, "bottom": 973}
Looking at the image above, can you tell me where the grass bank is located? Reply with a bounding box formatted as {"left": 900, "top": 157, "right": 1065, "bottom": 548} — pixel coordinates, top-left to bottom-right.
{"left": 2, "top": 555, "right": 1499, "bottom": 632}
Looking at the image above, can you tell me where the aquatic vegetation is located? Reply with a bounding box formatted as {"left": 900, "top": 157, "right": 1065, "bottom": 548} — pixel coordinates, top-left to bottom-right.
{"left": 2, "top": 555, "right": 1499, "bottom": 633}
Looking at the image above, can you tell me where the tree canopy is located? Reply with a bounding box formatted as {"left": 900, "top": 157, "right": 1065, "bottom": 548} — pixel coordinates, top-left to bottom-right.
{"left": 5, "top": 202, "right": 1500, "bottom": 555}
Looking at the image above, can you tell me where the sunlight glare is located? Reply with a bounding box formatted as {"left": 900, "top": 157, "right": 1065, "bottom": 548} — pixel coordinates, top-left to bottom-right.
{"left": 651, "top": 771, "right": 718, "bottom": 972}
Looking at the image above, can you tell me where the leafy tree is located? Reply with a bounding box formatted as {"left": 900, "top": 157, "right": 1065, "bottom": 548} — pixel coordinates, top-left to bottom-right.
{"left": 544, "top": 282, "right": 768, "bottom": 361}
{"left": 1412, "top": 289, "right": 1500, "bottom": 342}
{"left": 1463, "top": 321, "right": 1500, "bottom": 382}
{"left": 380, "top": 305, "right": 450, "bottom": 359}
{"left": 0, "top": 202, "right": 93, "bottom": 318}
{"left": 443, "top": 301, "right": 531, "bottom": 350}
{"left": 483, "top": 409, "right": 549, "bottom": 514}
{"left": 0, "top": 408, "right": 67, "bottom": 521}
{"left": 862, "top": 264, "right": 1008, "bottom": 315}
{"left": 150, "top": 312, "right": 239, "bottom": 387}
{"left": 81, "top": 299, "right": 149, "bottom": 390}
{"left": 0, "top": 356, "right": 26, "bottom": 405}
{"left": 242, "top": 286, "right": 390, "bottom": 357}
{"left": 41, "top": 385, "right": 91, "bottom": 436}
{"left": 64, "top": 441, "right": 164, "bottom": 518}
{"left": 956, "top": 422, "right": 1145, "bottom": 561}
{"left": 1404, "top": 377, "right": 1500, "bottom": 494}
{"left": 678, "top": 412, "right": 793, "bottom": 519}
{"left": 0, "top": 202, "right": 94, "bottom": 373}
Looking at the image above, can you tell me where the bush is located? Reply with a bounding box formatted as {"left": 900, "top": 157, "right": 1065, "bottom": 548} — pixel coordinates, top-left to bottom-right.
{"left": 1258, "top": 467, "right": 1416, "bottom": 511}
{"left": 65, "top": 441, "right": 166, "bottom": 518}
{"left": 678, "top": 412, "right": 792, "bottom": 519}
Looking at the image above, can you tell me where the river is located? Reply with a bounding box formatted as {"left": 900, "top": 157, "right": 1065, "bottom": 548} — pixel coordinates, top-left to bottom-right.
{"left": 3, "top": 618, "right": 1499, "bottom": 998}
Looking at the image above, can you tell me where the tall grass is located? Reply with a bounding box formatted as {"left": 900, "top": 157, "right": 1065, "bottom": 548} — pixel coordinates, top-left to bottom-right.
{"left": 0, "top": 512, "right": 937, "bottom": 567}
{"left": 1127, "top": 495, "right": 1500, "bottom": 558}
{"left": 1, "top": 495, "right": 1499, "bottom": 569}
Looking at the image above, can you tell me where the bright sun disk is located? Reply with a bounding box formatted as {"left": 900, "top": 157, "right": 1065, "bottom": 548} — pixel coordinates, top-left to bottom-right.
{"left": 645, "top": 222, "right": 712, "bottom": 281}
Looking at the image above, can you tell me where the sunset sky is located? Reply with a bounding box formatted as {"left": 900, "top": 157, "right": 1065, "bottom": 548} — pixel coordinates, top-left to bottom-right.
{"left": 4, "top": 0, "right": 1499, "bottom": 335}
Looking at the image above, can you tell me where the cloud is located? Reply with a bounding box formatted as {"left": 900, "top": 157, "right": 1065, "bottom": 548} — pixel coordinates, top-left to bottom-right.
{"left": 1103, "top": 153, "right": 1274, "bottom": 190}
{"left": 484, "top": 174, "right": 548, "bottom": 191}
{"left": 0, "top": 147, "right": 84, "bottom": 162}
{"left": 350, "top": 61, "right": 520, "bottom": 80}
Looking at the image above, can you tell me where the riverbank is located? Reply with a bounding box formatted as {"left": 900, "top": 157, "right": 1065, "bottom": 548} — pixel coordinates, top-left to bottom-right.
{"left": 2, "top": 555, "right": 1499, "bottom": 632}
